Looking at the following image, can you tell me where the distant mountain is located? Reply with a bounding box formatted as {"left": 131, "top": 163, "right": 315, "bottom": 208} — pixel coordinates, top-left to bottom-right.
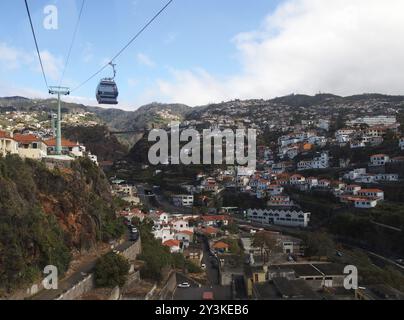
{"left": 2, "top": 92, "right": 404, "bottom": 135}
{"left": 0, "top": 97, "right": 191, "bottom": 132}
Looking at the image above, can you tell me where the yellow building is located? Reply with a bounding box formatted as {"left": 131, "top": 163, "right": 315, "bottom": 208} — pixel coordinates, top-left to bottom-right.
{"left": 245, "top": 265, "right": 268, "bottom": 297}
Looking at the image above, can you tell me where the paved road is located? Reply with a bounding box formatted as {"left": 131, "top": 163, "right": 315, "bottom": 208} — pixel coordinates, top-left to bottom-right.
{"left": 371, "top": 220, "right": 402, "bottom": 232}
{"left": 173, "top": 236, "right": 232, "bottom": 300}
{"left": 200, "top": 236, "right": 220, "bottom": 286}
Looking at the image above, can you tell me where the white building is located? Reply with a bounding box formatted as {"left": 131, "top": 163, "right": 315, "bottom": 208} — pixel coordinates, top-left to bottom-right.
{"left": 370, "top": 154, "right": 390, "bottom": 166}
{"left": 14, "top": 134, "right": 48, "bottom": 160}
{"left": 0, "top": 131, "right": 19, "bottom": 156}
{"left": 357, "top": 189, "right": 384, "bottom": 200}
{"left": 344, "top": 168, "right": 367, "bottom": 181}
{"left": 290, "top": 174, "right": 306, "bottom": 185}
{"left": 171, "top": 219, "right": 193, "bottom": 233}
{"left": 345, "top": 185, "right": 362, "bottom": 195}
{"left": 153, "top": 226, "right": 175, "bottom": 242}
{"left": 348, "top": 116, "right": 397, "bottom": 127}
{"left": 297, "top": 152, "right": 329, "bottom": 171}
{"left": 247, "top": 208, "right": 311, "bottom": 228}
{"left": 355, "top": 198, "right": 378, "bottom": 209}
{"left": 172, "top": 195, "right": 194, "bottom": 207}
{"left": 375, "top": 174, "right": 399, "bottom": 182}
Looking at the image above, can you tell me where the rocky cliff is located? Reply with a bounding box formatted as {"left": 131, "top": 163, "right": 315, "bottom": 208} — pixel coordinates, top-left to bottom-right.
{"left": 0, "top": 156, "right": 124, "bottom": 294}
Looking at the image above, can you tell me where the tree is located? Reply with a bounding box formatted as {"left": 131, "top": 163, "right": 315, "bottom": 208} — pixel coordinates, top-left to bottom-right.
{"left": 252, "top": 232, "right": 279, "bottom": 263}
{"left": 94, "top": 252, "right": 130, "bottom": 288}
{"left": 304, "top": 232, "right": 335, "bottom": 258}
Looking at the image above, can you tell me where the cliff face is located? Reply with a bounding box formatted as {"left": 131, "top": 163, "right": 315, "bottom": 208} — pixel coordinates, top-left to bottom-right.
{"left": 0, "top": 156, "right": 123, "bottom": 293}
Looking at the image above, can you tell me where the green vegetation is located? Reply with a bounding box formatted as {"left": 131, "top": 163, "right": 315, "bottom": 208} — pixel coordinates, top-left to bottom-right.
{"left": 0, "top": 155, "right": 124, "bottom": 294}
{"left": 63, "top": 125, "right": 128, "bottom": 162}
{"left": 94, "top": 252, "right": 130, "bottom": 288}
{"left": 222, "top": 223, "right": 240, "bottom": 235}
{"left": 252, "top": 232, "right": 279, "bottom": 262}
{"left": 303, "top": 232, "right": 335, "bottom": 257}
{"left": 137, "top": 219, "right": 173, "bottom": 282}
{"left": 172, "top": 253, "right": 203, "bottom": 274}
{"left": 223, "top": 238, "right": 243, "bottom": 256}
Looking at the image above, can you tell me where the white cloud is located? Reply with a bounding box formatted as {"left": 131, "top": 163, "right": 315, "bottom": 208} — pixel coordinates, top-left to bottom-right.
{"left": 0, "top": 82, "right": 45, "bottom": 99}
{"left": 0, "top": 42, "right": 33, "bottom": 70}
{"left": 0, "top": 42, "right": 62, "bottom": 81}
{"left": 38, "top": 50, "right": 63, "bottom": 81}
{"left": 152, "top": 0, "right": 404, "bottom": 106}
{"left": 136, "top": 53, "right": 156, "bottom": 68}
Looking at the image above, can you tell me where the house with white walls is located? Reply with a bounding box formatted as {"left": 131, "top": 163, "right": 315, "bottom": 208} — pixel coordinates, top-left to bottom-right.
{"left": 370, "top": 154, "right": 390, "bottom": 166}
{"left": 0, "top": 131, "right": 18, "bottom": 156}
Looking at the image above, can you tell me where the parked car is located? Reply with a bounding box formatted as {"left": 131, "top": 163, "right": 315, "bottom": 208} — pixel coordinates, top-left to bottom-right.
{"left": 131, "top": 227, "right": 138, "bottom": 234}
{"left": 178, "top": 282, "right": 191, "bottom": 288}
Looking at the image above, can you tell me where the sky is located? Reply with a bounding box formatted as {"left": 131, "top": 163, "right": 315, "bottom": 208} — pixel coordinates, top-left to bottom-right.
{"left": 1, "top": 0, "right": 404, "bottom": 110}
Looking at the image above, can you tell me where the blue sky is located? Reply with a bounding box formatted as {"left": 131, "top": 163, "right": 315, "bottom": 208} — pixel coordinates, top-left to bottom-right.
{"left": 1, "top": 0, "right": 404, "bottom": 110}
{"left": 0, "top": 0, "right": 280, "bottom": 109}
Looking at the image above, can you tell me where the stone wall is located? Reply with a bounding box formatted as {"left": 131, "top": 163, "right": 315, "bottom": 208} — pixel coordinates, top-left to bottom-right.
{"left": 120, "top": 239, "right": 142, "bottom": 261}
{"left": 56, "top": 274, "right": 95, "bottom": 300}
{"left": 156, "top": 272, "right": 177, "bottom": 300}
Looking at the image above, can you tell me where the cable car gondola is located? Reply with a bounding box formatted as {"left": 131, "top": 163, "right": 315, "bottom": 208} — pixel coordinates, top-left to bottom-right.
{"left": 96, "top": 63, "right": 119, "bottom": 105}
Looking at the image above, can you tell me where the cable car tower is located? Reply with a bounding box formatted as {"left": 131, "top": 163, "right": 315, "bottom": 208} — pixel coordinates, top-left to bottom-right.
{"left": 49, "top": 86, "right": 70, "bottom": 155}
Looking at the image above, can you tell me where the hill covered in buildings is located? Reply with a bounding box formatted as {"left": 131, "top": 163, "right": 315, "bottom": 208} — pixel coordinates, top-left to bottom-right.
{"left": 0, "top": 156, "right": 124, "bottom": 295}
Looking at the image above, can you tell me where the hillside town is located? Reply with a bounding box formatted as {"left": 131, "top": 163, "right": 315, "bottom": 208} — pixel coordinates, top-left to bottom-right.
{"left": 1, "top": 95, "right": 404, "bottom": 301}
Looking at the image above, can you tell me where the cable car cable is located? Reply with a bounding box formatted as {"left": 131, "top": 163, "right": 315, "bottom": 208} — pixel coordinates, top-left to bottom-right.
{"left": 71, "top": 0, "right": 174, "bottom": 93}
{"left": 24, "top": 0, "right": 49, "bottom": 89}
{"left": 59, "top": 0, "right": 86, "bottom": 87}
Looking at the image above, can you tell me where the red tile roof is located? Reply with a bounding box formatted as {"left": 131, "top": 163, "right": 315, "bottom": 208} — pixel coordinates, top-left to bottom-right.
{"left": 201, "top": 215, "right": 229, "bottom": 222}
{"left": 359, "top": 189, "right": 383, "bottom": 193}
{"left": 163, "top": 239, "right": 180, "bottom": 247}
{"left": 0, "top": 131, "right": 12, "bottom": 139}
{"left": 13, "top": 134, "right": 40, "bottom": 143}
{"left": 178, "top": 230, "right": 193, "bottom": 236}
{"left": 212, "top": 241, "right": 229, "bottom": 249}
{"left": 202, "top": 227, "right": 219, "bottom": 235}
{"left": 44, "top": 138, "right": 79, "bottom": 148}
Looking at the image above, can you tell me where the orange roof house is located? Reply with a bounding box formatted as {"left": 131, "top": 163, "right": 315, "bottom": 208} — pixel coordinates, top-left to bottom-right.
{"left": 200, "top": 226, "right": 219, "bottom": 236}
{"left": 44, "top": 138, "right": 79, "bottom": 148}
{"left": 212, "top": 241, "right": 230, "bottom": 250}
{"left": 13, "top": 134, "right": 40, "bottom": 144}
{"left": 163, "top": 239, "right": 180, "bottom": 248}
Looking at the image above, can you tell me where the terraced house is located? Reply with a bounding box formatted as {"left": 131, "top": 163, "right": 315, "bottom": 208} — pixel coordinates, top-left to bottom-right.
{"left": 0, "top": 130, "right": 18, "bottom": 156}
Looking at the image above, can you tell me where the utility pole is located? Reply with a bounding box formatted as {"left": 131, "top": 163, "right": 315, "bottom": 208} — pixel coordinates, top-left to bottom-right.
{"left": 49, "top": 86, "right": 70, "bottom": 155}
